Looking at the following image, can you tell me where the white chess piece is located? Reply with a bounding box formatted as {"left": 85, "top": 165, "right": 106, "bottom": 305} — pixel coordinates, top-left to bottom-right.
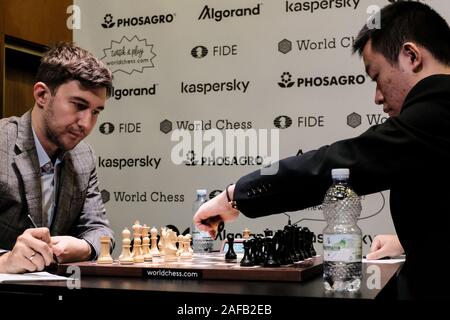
{"left": 131, "top": 220, "right": 144, "bottom": 263}
{"left": 176, "top": 234, "right": 184, "bottom": 256}
{"left": 150, "top": 226, "right": 160, "bottom": 257}
{"left": 163, "top": 229, "right": 178, "bottom": 262}
{"left": 119, "top": 228, "right": 134, "bottom": 265}
{"left": 142, "top": 224, "right": 152, "bottom": 262}
{"left": 180, "top": 235, "right": 193, "bottom": 259}
{"left": 185, "top": 234, "right": 193, "bottom": 254}
{"left": 158, "top": 227, "right": 166, "bottom": 256}
{"left": 97, "top": 236, "right": 113, "bottom": 264}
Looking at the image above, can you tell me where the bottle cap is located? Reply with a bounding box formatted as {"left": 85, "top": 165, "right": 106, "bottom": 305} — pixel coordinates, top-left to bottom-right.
{"left": 331, "top": 168, "right": 349, "bottom": 179}
{"left": 196, "top": 189, "right": 207, "bottom": 196}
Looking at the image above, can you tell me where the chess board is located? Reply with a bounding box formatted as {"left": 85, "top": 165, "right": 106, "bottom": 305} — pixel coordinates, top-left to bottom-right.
{"left": 58, "top": 253, "right": 323, "bottom": 282}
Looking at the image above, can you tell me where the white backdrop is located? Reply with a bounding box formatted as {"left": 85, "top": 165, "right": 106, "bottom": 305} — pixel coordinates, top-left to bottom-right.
{"left": 74, "top": 0, "right": 449, "bottom": 256}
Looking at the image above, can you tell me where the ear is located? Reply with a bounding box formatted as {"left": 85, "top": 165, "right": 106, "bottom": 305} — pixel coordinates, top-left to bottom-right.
{"left": 33, "top": 82, "right": 51, "bottom": 108}
{"left": 401, "top": 42, "right": 423, "bottom": 73}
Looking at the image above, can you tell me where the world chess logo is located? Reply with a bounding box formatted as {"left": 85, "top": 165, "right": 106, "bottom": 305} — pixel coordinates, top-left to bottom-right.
{"left": 347, "top": 112, "right": 362, "bottom": 128}
{"left": 99, "top": 122, "right": 115, "bottom": 135}
{"left": 191, "top": 46, "right": 208, "bottom": 58}
{"left": 160, "top": 119, "right": 172, "bottom": 134}
{"left": 273, "top": 115, "right": 292, "bottom": 129}
{"left": 278, "top": 39, "right": 292, "bottom": 54}
{"left": 278, "top": 72, "right": 295, "bottom": 88}
{"left": 184, "top": 150, "right": 198, "bottom": 166}
{"left": 101, "top": 14, "right": 115, "bottom": 28}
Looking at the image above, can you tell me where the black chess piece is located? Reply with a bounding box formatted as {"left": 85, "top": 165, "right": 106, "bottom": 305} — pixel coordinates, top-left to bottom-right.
{"left": 294, "top": 226, "right": 305, "bottom": 261}
{"left": 254, "top": 236, "right": 264, "bottom": 265}
{"left": 283, "top": 225, "right": 296, "bottom": 263}
{"left": 263, "top": 228, "right": 273, "bottom": 237}
{"left": 225, "top": 234, "right": 237, "bottom": 261}
{"left": 304, "top": 227, "right": 317, "bottom": 256}
{"left": 299, "top": 227, "right": 311, "bottom": 258}
{"left": 274, "top": 230, "right": 288, "bottom": 265}
{"left": 263, "top": 237, "right": 280, "bottom": 267}
{"left": 240, "top": 239, "right": 254, "bottom": 266}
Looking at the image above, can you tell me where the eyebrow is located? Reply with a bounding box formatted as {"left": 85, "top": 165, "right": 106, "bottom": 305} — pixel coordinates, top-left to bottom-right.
{"left": 71, "top": 96, "right": 90, "bottom": 106}
{"left": 71, "top": 97, "right": 104, "bottom": 111}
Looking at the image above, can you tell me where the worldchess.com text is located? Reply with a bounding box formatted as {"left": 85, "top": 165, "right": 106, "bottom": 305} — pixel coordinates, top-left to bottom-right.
{"left": 144, "top": 268, "right": 200, "bottom": 279}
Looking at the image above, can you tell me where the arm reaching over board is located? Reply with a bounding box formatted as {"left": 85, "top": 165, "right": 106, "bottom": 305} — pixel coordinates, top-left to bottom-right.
{"left": 193, "top": 185, "right": 239, "bottom": 239}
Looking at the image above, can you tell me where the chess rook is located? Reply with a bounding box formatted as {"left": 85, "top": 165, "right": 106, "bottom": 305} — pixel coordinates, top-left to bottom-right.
{"left": 97, "top": 236, "right": 113, "bottom": 264}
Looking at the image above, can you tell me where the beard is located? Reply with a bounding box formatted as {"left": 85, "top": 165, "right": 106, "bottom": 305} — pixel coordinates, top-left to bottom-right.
{"left": 43, "top": 100, "right": 75, "bottom": 152}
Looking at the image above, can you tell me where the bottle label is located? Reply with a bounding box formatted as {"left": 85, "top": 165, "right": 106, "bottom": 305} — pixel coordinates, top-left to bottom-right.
{"left": 323, "top": 234, "right": 362, "bottom": 262}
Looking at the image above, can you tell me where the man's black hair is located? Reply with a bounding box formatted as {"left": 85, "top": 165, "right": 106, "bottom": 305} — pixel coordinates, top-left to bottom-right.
{"left": 353, "top": 2, "right": 450, "bottom": 66}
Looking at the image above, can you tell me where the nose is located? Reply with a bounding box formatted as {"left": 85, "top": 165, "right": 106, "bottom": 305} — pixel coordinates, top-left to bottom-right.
{"left": 374, "top": 84, "right": 384, "bottom": 105}
{"left": 77, "top": 109, "right": 95, "bottom": 131}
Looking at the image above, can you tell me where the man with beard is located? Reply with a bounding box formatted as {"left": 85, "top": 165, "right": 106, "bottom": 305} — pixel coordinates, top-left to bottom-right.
{"left": 0, "top": 43, "right": 114, "bottom": 273}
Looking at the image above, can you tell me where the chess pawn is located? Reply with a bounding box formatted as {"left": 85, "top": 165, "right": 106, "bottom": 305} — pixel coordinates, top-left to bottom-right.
{"left": 185, "top": 234, "right": 193, "bottom": 254}
{"left": 142, "top": 224, "right": 152, "bottom": 262}
{"left": 225, "top": 234, "right": 237, "bottom": 261}
{"left": 97, "top": 236, "right": 113, "bottom": 264}
{"left": 240, "top": 239, "right": 254, "bottom": 267}
{"left": 180, "top": 235, "right": 193, "bottom": 259}
{"left": 158, "top": 227, "right": 166, "bottom": 256}
{"left": 243, "top": 228, "right": 251, "bottom": 239}
{"left": 149, "top": 227, "right": 160, "bottom": 257}
{"left": 119, "top": 228, "right": 134, "bottom": 265}
{"left": 176, "top": 234, "right": 184, "bottom": 256}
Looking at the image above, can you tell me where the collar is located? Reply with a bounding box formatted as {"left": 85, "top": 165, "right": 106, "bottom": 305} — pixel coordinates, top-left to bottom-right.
{"left": 31, "top": 127, "right": 63, "bottom": 169}
{"left": 402, "top": 74, "right": 450, "bottom": 113}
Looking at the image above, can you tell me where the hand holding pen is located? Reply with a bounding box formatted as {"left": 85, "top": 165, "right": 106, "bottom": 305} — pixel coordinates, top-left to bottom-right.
{"left": 0, "top": 216, "right": 55, "bottom": 273}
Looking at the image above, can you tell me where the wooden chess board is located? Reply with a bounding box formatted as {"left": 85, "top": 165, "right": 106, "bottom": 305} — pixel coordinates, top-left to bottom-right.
{"left": 58, "top": 253, "right": 323, "bottom": 282}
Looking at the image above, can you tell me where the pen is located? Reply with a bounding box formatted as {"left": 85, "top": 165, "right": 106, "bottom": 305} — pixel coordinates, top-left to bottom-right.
{"left": 27, "top": 214, "right": 58, "bottom": 264}
{"left": 27, "top": 214, "right": 38, "bottom": 228}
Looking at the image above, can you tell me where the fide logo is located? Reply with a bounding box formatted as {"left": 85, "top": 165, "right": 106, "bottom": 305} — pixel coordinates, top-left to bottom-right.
{"left": 274, "top": 115, "right": 293, "bottom": 129}
{"left": 99, "top": 122, "right": 115, "bottom": 135}
{"left": 191, "top": 46, "right": 208, "bottom": 58}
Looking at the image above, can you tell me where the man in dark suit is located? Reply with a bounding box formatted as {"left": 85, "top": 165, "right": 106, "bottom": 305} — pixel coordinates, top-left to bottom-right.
{"left": 194, "top": 2, "right": 450, "bottom": 298}
{"left": 0, "top": 43, "right": 114, "bottom": 273}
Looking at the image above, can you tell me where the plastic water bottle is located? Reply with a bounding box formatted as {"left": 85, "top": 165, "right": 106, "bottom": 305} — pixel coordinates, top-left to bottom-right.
{"left": 322, "top": 168, "right": 362, "bottom": 292}
{"left": 191, "top": 189, "right": 213, "bottom": 254}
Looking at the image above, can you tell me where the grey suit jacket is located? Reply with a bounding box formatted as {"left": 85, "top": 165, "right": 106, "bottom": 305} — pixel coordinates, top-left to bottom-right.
{"left": 0, "top": 111, "right": 114, "bottom": 258}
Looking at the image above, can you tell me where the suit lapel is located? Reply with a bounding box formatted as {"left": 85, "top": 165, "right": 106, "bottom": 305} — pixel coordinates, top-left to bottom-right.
{"left": 51, "top": 154, "right": 75, "bottom": 234}
{"left": 14, "top": 111, "right": 43, "bottom": 226}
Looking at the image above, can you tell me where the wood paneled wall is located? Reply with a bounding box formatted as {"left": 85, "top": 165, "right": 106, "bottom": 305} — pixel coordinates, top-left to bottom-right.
{"left": 1, "top": 0, "right": 73, "bottom": 118}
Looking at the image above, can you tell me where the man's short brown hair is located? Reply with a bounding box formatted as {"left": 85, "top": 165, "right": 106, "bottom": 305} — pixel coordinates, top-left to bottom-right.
{"left": 36, "top": 42, "right": 113, "bottom": 97}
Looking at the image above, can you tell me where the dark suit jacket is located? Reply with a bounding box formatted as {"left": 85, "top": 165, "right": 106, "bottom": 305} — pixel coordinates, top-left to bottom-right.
{"left": 0, "top": 111, "right": 114, "bottom": 258}
{"left": 234, "top": 75, "right": 450, "bottom": 298}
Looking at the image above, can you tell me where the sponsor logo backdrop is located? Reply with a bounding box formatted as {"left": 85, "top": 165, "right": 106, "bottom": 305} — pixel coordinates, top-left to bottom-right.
{"left": 74, "top": 0, "right": 449, "bottom": 256}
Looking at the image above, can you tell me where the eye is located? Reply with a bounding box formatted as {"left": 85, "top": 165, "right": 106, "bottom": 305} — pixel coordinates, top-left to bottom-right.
{"left": 73, "top": 102, "right": 88, "bottom": 110}
{"left": 92, "top": 109, "right": 101, "bottom": 116}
